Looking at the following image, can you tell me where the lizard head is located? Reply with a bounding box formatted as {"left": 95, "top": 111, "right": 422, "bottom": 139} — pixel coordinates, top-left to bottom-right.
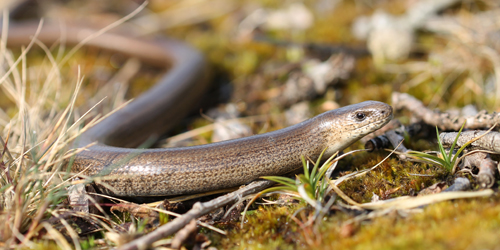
{"left": 319, "top": 100, "right": 393, "bottom": 156}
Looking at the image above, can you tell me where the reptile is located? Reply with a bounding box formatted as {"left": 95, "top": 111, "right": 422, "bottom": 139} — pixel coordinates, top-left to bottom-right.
{"left": 5, "top": 22, "right": 393, "bottom": 197}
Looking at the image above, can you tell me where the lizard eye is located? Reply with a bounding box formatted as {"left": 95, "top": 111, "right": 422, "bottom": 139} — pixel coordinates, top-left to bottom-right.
{"left": 355, "top": 112, "right": 366, "bottom": 121}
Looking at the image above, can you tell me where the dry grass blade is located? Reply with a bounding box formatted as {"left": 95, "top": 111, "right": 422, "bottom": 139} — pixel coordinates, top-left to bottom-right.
{"left": 0, "top": 20, "right": 43, "bottom": 85}
{"left": 0, "top": 3, "right": 149, "bottom": 248}
{"left": 332, "top": 140, "right": 402, "bottom": 187}
{"left": 40, "top": 222, "right": 73, "bottom": 249}
{"left": 331, "top": 184, "right": 493, "bottom": 210}
{"left": 451, "top": 124, "right": 497, "bottom": 173}
{"left": 90, "top": 192, "right": 228, "bottom": 236}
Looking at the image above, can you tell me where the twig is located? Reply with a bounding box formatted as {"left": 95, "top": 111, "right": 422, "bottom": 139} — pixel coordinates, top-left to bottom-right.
{"left": 439, "top": 128, "right": 499, "bottom": 186}
{"left": 460, "top": 152, "right": 498, "bottom": 188}
{"left": 364, "top": 132, "right": 392, "bottom": 152}
{"left": 365, "top": 123, "right": 433, "bottom": 163}
{"left": 332, "top": 183, "right": 493, "bottom": 210}
{"left": 117, "top": 180, "right": 274, "bottom": 250}
{"left": 393, "top": 92, "right": 500, "bottom": 130}
{"left": 440, "top": 131, "right": 500, "bottom": 153}
{"left": 443, "top": 177, "right": 470, "bottom": 192}
{"left": 365, "top": 129, "right": 408, "bottom": 154}
{"left": 170, "top": 219, "right": 197, "bottom": 249}
{"left": 365, "top": 120, "right": 432, "bottom": 153}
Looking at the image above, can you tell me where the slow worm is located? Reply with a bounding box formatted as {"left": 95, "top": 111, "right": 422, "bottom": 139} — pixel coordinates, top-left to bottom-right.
{"left": 5, "top": 22, "right": 393, "bottom": 197}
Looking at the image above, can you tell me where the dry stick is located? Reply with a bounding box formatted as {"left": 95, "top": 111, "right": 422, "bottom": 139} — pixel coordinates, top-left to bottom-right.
{"left": 440, "top": 131, "right": 500, "bottom": 153}
{"left": 386, "top": 130, "right": 410, "bottom": 153}
{"left": 170, "top": 219, "right": 197, "bottom": 250}
{"left": 443, "top": 177, "right": 471, "bottom": 192}
{"left": 460, "top": 151, "right": 497, "bottom": 188}
{"left": 364, "top": 124, "right": 435, "bottom": 164}
{"left": 440, "top": 130, "right": 500, "bottom": 187}
{"left": 365, "top": 129, "right": 408, "bottom": 154}
{"left": 118, "top": 180, "right": 274, "bottom": 250}
{"left": 364, "top": 131, "right": 393, "bottom": 152}
{"left": 364, "top": 120, "right": 432, "bottom": 154}
{"left": 392, "top": 92, "right": 500, "bottom": 130}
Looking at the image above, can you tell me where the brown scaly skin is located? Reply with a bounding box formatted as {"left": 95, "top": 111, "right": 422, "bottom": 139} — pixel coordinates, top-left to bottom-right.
{"left": 6, "top": 22, "right": 393, "bottom": 197}
{"left": 75, "top": 101, "right": 392, "bottom": 197}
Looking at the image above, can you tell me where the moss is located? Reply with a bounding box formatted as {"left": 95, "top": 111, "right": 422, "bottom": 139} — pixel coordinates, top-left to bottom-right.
{"left": 205, "top": 140, "right": 493, "bottom": 249}
{"left": 319, "top": 195, "right": 500, "bottom": 250}
{"left": 31, "top": 241, "right": 63, "bottom": 250}
{"left": 208, "top": 149, "right": 459, "bottom": 249}
{"left": 338, "top": 153, "right": 447, "bottom": 203}
{"left": 216, "top": 204, "right": 304, "bottom": 249}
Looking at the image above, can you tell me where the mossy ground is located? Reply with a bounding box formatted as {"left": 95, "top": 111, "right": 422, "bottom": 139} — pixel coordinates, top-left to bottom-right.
{"left": 208, "top": 149, "right": 499, "bottom": 250}
{"left": 213, "top": 195, "right": 500, "bottom": 250}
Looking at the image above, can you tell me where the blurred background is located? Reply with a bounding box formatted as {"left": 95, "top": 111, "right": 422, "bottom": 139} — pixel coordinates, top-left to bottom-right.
{"left": 4, "top": 0, "right": 500, "bottom": 132}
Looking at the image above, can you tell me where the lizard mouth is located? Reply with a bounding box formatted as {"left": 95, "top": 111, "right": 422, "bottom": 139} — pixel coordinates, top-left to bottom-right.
{"left": 356, "top": 107, "right": 393, "bottom": 132}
